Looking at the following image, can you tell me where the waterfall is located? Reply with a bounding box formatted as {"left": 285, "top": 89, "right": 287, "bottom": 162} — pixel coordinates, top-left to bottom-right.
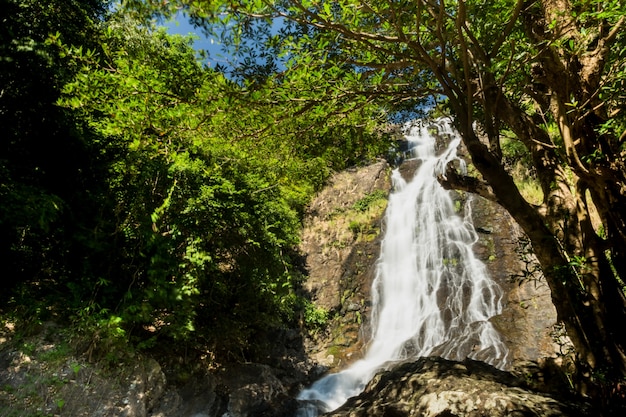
{"left": 296, "top": 119, "right": 509, "bottom": 416}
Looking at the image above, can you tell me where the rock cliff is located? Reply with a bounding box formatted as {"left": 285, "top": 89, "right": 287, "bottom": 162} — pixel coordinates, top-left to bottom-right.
{"left": 298, "top": 160, "right": 391, "bottom": 371}
{"left": 301, "top": 157, "right": 563, "bottom": 373}
{"left": 296, "top": 157, "right": 588, "bottom": 416}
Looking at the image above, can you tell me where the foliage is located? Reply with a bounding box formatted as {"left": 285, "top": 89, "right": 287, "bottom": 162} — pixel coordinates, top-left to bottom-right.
{"left": 348, "top": 189, "right": 388, "bottom": 236}
{"left": 352, "top": 190, "right": 388, "bottom": 213}
{"left": 0, "top": 0, "right": 109, "bottom": 295}
{"left": 502, "top": 135, "right": 543, "bottom": 204}
{"left": 6, "top": 0, "right": 624, "bottom": 409}
{"left": 129, "top": 0, "right": 626, "bottom": 405}
{"left": 56, "top": 14, "right": 387, "bottom": 350}
{"left": 301, "top": 298, "right": 329, "bottom": 332}
{"left": 1, "top": 0, "right": 392, "bottom": 362}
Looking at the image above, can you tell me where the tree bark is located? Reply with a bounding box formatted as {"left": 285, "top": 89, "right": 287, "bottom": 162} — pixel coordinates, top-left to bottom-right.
{"left": 443, "top": 1, "right": 626, "bottom": 404}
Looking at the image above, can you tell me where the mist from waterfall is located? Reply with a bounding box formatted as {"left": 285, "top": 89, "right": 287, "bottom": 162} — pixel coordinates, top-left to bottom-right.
{"left": 296, "top": 118, "right": 509, "bottom": 416}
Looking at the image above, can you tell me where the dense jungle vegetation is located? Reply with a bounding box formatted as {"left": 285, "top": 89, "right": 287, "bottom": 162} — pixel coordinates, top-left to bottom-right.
{"left": 2, "top": 0, "right": 626, "bottom": 412}
{"left": 0, "top": 0, "right": 390, "bottom": 359}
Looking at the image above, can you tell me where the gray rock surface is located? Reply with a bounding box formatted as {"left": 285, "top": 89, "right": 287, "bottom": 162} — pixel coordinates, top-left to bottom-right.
{"left": 324, "top": 357, "right": 590, "bottom": 417}
{"left": 299, "top": 160, "right": 391, "bottom": 370}
{"left": 301, "top": 157, "right": 561, "bottom": 373}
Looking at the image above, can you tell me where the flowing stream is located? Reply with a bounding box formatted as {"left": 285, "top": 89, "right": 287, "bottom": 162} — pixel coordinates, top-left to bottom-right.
{"left": 296, "top": 119, "right": 509, "bottom": 416}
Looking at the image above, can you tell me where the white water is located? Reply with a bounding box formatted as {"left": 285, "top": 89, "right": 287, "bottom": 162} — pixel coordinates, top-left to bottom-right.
{"left": 296, "top": 119, "right": 509, "bottom": 416}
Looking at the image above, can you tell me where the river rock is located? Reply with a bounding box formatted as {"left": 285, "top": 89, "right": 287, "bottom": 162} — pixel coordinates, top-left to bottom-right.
{"left": 324, "top": 357, "right": 590, "bottom": 417}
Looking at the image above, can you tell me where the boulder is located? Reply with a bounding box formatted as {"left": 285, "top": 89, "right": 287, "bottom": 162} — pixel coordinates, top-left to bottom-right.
{"left": 325, "top": 357, "right": 590, "bottom": 417}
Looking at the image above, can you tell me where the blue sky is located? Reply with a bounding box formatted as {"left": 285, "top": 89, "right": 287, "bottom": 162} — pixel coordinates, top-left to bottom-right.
{"left": 161, "top": 12, "right": 287, "bottom": 70}
{"left": 161, "top": 13, "right": 235, "bottom": 67}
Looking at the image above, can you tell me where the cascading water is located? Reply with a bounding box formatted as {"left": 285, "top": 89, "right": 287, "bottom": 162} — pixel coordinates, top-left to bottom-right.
{"left": 296, "top": 119, "right": 509, "bottom": 416}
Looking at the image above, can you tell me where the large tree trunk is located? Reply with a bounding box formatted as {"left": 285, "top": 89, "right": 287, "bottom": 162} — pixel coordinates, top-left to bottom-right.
{"left": 439, "top": 2, "right": 626, "bottom": 406}
{"left": 446, "top": 101, "right": 626, "bottom": 408}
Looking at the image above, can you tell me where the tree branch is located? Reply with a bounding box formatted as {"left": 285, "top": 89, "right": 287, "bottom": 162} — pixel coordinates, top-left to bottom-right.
{"left": 490, "top": 0, "right": 527, "bottom": 57}
{"left": 437, "top": 168, "right": 498, "bottom": 203}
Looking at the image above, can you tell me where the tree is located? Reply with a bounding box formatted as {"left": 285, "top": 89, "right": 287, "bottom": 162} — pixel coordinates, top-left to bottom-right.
{"left": 54, "top": 10, "right": 391, "bottom": 356}
{"left": 2, "top": 0, "right": 390, "bottom": 361}
{"left": 0, "top": 0, "right": 110, "bottom": 299}
{"left": 142, "top": 0, "right": 626, "bottom": 405}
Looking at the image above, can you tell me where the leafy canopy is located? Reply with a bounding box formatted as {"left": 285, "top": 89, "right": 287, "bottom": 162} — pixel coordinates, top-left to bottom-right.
{"left": 130, "top": 0, "right": 626, "bottom": 396}
{"left": 2, "top": 0, "right": 392, "bottom": 360}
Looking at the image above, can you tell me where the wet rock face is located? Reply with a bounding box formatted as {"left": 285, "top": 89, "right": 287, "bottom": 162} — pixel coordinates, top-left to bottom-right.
{"left": 302, "top": 157, "right": 560, "bottom": 372}
{"left": 325, "top": 357, "right": 590, "bottom": 417}
{"left": 294, "top": 158, "right": 575, "bottom": 417}
{"left": 398, "top": 154, "right": 559, "bottom": 365}
{"left": 466, "top": 193, "right": 561, "bottom": 365}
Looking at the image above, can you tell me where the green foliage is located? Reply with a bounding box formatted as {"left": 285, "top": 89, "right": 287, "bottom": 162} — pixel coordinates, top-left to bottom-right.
{"left": 302, "top": 300, "right": 329, "bottom": 332}
{"left": 348, "top": 220, "right": 363, "bottom": 235}
{"left": 1, "top": 0, "right": 392, "bottom": 362}
{"left": 55, "top": 17, "right": 301, "bottom": 347}
{"left": 346, "top": 189, "right": 388, "bottom": 238}
{"left": 352, "top": 190, "right": 388, "bottom": 212}
{"left": 280, "top": 294, "right": 330, "bottom": 333}
{"left": 133, "top": 1, "right": 626, "bottom": 400}
{"left": 37, "top": 341, "right": 73, "bottom": 364}
{"left": 0, "top": 0, "right": 109, "bottom": 296}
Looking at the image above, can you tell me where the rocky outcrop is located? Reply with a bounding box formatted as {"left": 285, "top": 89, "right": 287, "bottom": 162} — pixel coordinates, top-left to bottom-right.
{"left": 398, "top": 155, "right": 561, "bottom": 368}
{"left": 301, "top": 157, "right": 562, "bottom": 373}
{"left": 294, "top": 157, "right": 583, "bottom": 416}
{"left": 299, "top": 160, "right": 391, "bottom": 370}
{"left": 0, "top": 328, "right": 175, "bottom": 417}
{"left": 0, "top": 327, "right": 301, "bottom": 417}
{"left": 469, "top": 194, "right": 564, "bottom": 366}
{"left": 325, "top": 357, "right": 590, "bottom": 417}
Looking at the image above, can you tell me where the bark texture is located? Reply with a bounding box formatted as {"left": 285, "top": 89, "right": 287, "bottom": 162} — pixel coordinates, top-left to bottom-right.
{"left": 438, "top": 2, "right": 626, "bottom": 404}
